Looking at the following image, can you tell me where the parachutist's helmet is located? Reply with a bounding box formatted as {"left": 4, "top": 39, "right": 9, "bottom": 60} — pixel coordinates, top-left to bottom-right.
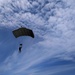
{"left": 20, "top": 44, "right": 22, "bottom": 46}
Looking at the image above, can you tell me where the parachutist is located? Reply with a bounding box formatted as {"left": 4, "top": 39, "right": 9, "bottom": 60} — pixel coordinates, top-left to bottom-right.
{"left": 19, "top": 44, "right": 22, "bottom": 53}
{"left": 12, "top": 26, "right": 34, "bottom": 52}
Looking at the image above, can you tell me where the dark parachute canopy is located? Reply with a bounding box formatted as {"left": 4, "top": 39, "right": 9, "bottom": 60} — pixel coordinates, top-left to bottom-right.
{"left": 12, "top": 27, "right": 34, "bottom": 38}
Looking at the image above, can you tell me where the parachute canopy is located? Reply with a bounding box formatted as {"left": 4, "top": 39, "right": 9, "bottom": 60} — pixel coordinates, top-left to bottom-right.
{"left": 12, "top": 27, "right": 34, "bottom": 38}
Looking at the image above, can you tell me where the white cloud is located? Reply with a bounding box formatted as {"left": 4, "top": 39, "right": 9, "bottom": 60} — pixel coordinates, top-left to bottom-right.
{"left": 0, "top": 0, "right": 75, "bottom": 75}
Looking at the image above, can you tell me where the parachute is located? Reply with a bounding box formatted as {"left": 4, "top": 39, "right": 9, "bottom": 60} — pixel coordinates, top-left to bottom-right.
{"left": 12, "top": 27, "right": 34, "bottom": 38}
{"left": 12, "top": 27, "right": 34, "bottom": 53}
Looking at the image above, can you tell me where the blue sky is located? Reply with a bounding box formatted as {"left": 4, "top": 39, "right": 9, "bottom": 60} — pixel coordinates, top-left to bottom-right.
{"left": 0, "top": 0, "right": 75, "bottom": 75}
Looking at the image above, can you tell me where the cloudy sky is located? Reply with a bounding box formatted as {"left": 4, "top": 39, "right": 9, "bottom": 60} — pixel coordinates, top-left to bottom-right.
{"left": 0, "top": 0, "right": 75, "bottom": 75}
